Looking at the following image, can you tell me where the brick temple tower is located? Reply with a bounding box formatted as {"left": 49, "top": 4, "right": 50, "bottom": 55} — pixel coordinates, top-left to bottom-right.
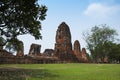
{"left": 81, "top": 48, "right": 89, "bottom": 62}
{"left": 74, "top": 40, "right": 81, "bottom": 56}
{"left": 54, "top": 22, "right": 78, "bottom": 62}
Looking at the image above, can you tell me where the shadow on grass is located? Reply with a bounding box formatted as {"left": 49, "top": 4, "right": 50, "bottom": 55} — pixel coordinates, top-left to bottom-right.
{"left": 0, "top": 67, "right": 58, "bottom": 80}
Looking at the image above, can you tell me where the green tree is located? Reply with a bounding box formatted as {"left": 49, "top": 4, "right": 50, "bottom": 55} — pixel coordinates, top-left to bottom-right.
{"left": 107, "top": 42, "right": 120, "bottom": 63}
{"left": 0, "top": 0, "right": 47, "bottom": 49}
{"left": 83, "top": 24, "right": 118, "bottom": 63}
{"left": 5, "top": 38, "right": 23, "bottom": 53}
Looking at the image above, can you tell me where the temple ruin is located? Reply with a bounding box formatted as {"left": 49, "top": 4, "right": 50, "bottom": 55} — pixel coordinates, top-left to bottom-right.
{"left": 54, "top": 22, "right": 79, "bottom": 62}
{"left": 74, "top": 40, "right": 81, "bottom": 56}
{"left": 73, "top": 40, "right": 89, "bottom": 62}
{"left": 28, "top": 43, "right": 41, "bottom": 56}
{"left": 43, "top": 49, "right": 54, "bottom": 57}
{"left": 0, "top": 22, "right": 89, "bottom": 64}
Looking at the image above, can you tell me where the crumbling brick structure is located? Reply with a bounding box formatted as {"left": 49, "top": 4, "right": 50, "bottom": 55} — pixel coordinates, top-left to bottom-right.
{"left": 73, "top": 40, "right": 89, "bottom": 62}
{"left": 0, "top": 22, "right": 89, "bottom": 64}
{"left": 74, "top": 40, "right": 81, "bottom": 56}
{"left": 28, "top": 43, "right": 41, "bottom": 56}
{"left": 43, "top": 49, "right": 54, "bottom": 56}
{"left": 54, "top": 22, "right": 79, "bottom": 62}
{"left": 80, "top": 48, "right": 89, "bottom": 62}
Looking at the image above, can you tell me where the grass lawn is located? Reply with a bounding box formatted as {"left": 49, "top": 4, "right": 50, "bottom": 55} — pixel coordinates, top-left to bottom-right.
{"left": 0, "top": 63, "right": 120, "bottom": 80}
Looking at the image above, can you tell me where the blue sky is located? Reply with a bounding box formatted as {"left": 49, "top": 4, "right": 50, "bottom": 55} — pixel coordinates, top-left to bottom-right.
{"left": 18, "top": 0, "right": 120, "bottom": 54}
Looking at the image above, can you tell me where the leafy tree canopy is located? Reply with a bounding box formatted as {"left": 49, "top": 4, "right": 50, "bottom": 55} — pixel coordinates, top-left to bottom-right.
{"left": 107, "top": 42, "right": 120, "bottom": 63}
{"left": 83, "top": 24, "right": 118, "bottom": 63}
{"left": 0, "top": 0, "right": 47, "bottom": 50}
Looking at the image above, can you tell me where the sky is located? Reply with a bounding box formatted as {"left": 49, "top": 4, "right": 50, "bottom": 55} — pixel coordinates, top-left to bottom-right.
{"left": 18, "top": 0, "right": 120, "bottom": 54}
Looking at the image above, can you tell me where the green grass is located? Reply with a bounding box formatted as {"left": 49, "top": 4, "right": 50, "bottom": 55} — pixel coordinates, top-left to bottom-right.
{"left": 0, "top": 63, "right": 120, "bottom": 80}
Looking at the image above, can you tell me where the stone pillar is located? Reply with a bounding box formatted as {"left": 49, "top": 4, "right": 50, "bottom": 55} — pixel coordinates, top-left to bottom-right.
{"left": 28, "top": 43, "right": 41, "bottom": 56}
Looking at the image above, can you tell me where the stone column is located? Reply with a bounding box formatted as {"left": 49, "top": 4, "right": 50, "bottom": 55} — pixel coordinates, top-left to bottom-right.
{"left": 28, "top": 43, "right": 41, "bottom": 56}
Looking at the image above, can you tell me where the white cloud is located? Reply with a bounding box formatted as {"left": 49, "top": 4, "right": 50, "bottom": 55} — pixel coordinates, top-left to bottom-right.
{"left": 84, "top": 3, "right": 120, "bottom": 18}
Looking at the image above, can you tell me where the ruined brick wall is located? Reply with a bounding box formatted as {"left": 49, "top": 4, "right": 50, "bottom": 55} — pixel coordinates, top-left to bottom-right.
{"left": 0, "top": 50, "right": 14, "bottom": 57}
{"left": 0, "top": 49, "right": 15, "bottom": 64}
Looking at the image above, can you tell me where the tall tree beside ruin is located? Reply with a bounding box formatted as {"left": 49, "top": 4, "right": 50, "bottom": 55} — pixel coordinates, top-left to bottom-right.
{"left": 0, "top": 0, "right": 47, "bottom": 47}
{"left": 83, "top": 24, "right": 118, "bottom": 63}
